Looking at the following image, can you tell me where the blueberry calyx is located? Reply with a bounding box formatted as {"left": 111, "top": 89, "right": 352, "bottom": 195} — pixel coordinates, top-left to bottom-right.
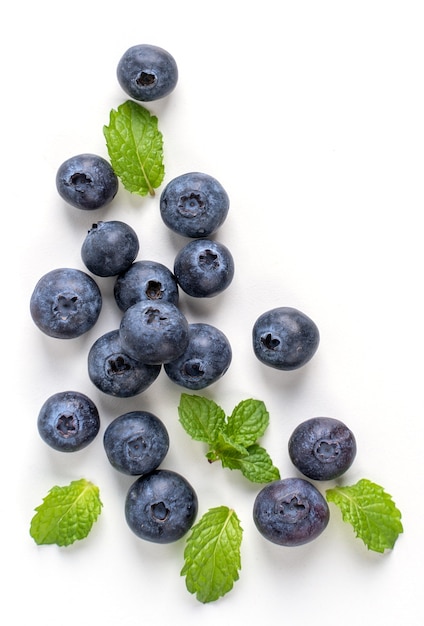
{"left": 151, "top": 501, "right": 170, "bottom": 521}
{"left": 177, "top": 192, "right": 206, "bottom": 217}
{"left": 313, "top": 439, "right": 341, "bottom": 463}
{"left": 56, "top": 413, "right": 78, "bottom": 437}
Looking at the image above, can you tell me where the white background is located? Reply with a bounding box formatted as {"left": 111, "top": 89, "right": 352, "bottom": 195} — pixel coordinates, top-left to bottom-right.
{"left": 3, "top": 1, "right": 423, "bottom": 624}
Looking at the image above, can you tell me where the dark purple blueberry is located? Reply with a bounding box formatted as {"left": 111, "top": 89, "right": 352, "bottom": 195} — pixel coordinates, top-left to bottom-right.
{"left": 117, "top": 44, "right": 178, "bottom": 102}
{"left": 103, "top": 411, "right": 169, "bottom": 476}
{"left": 81, "top": 220, "right": 139, "bottom": 277}
{"left": 252, "top": 306, "right": 320, "bottom": 370}
{"left": 30, "top": 268, "right": 102, "bottom": 339}
{"left": 173, "top": 239, "right": 234, "bottom": 298}
{"left": 114, "top": 260, "right": 179, "bottom": 312}
{"left": 37, "top": 391, "right": 100, "bottom": 452}
{"left": 87, "top": 330, "right": 161, "bottom": 398}
{"left": 125, "top": 470, "right": 198, "bottom": 543}
{"left": 56, "top": 153, "right": 118, "bottom": 210}
{"left": 288, "top": 417, "right": 357, "bottom": 481}
{"left": 253, "top": 477, "right": 330, "bottom": 546}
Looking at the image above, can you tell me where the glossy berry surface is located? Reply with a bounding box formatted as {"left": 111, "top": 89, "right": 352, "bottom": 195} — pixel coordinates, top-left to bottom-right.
{"left": 56, "top": 153, "right": 118, "bottom": 210}
{"left": 119, "top": 300, "right": 189, "bottom": 364}
{"left": 30, "top": 268, "right": 102, "bottom": 339}
{"left": 164, "top": 322, "right": 232, "bottom": 389}
{"left": 160, "top": 172, "right": 230, "bottom": 238}
{"left": 114, "top": 259, "right": 179, "bottom": 312}
{"left": 173, "top": 239, "right": 234, "bottom": 298}
{"left": 37, "top": 391, "right": 100, "bottom": 452}
{"left": 288, "top": 417, "right": 357, "bottom": 481}
{"left": 253, "top": 477, "right": 330, "bottom": 546}
{"left": 87, "top": 329, "right": 161, "bottom": 397}
{"left": 103, "top": 411, "right": 169, "bottom": 476}
{"left": 125, "top": 469, "right": 198, "bottom": 543}
{"left": 116, "top": 44, "right": 178, "bottom": 102}
{"left": 252, "top": 306, "right": 320, "bottom": 370}
{"left": 81, "top": 220, "right": 139, "bottom": 277}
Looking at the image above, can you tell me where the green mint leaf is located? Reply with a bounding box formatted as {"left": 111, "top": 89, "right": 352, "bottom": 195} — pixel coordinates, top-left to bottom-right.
{"left": 178, "top": 393, "right": 226, "bottom": 444}
{"left": 326, "top": 478, "right": 403, "bottom": 553}
{"left": 30, "top": 478, "right": 102, "bottom": 547}
{"left": 223, "top": 399, "right": 269, "bottom": 447}
{"left": 103, "top": 100, "right": 164, "bottom": 197}
{"left": 181, "top": 506, "right": 243, "bottom": 603}
{"left": 220, "top": 443, "right": 281, "bottom": 483}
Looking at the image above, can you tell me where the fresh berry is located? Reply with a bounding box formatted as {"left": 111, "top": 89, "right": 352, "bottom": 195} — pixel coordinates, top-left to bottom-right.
{"left": 114, "top": 259, "right": 179, "bottom": 312}
{"left": 173, "top": 239, "right": 234, "bottom": 298}
{"left": 56, "top": 153, "right": 118, "bottom": 210}
{"left": 116, "top": 44, "right": 178, "bottom": 102}
{"left": 81, "top": 220, "right": 139, "bottom": 277}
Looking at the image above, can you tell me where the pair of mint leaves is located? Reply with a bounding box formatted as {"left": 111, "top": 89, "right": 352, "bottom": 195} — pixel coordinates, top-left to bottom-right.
{"left": 30, "top": 394, "right": 403, "bottom": 605}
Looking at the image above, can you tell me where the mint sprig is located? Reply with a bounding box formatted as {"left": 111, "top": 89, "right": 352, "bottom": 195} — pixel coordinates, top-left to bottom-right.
{"left": 104, "top": 100, "right": 164, "bottom": 196}
{"left": 326, "top": 478, "right": 403, "bottom": 552}
{"left": 178, "top": 394, "right": 280, "bottom": 483}
{"left": 30, "top": 478, "right": 102, "bottom": 547}
{"left": 181, "top": 506, "right": 243, "bottom": 603}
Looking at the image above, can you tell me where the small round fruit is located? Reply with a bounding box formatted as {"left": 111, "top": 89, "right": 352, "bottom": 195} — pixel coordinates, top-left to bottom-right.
{"left": 125, "top": 469, "right": 198, "bottom": 543}
{"left": 37, "top": 391, "right": 100, "bottom": 452}
{"left": 174, "top": 239, "right": 234, "bottom": 298}
{"left": 160, "top": 172, "right": 230, "bottom": 238}
{"left": 253, "top": 477, "right": 330, "bottom": 546}
{"left": 56, "top": 153, "right": 118, "bottom": 210}
{"left": 103, "top": 411, "right": 169, "bottom": 476}
{"left": 81, "top": 221, "right": 139, "bottom": 277}
{"left": 114, "top": 260, "right": 179, "bottom": 312}
{"left": 117, "top": 44, "right": 178, "bottom": 102}
{"left": 288, "top": 417, "right": 357, "bottom": 480}
{"left": 30, "top": 268, "right": 102, "bottom": 339}
{"left": 252, "top": 306, "right": 319, "bottom": 370}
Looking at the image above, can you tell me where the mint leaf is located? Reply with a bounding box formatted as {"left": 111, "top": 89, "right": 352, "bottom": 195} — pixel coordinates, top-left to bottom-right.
{"left": 103, "top": 100, "right": 164, "bottom": 197}
{"left": 30, "top": 478, "right": 102, "bottom": 547}
{"left": 223, "top": 399, "right": 269, "bottom": 446}
{"left": 181, "top": 506, "right": 243, "bottom": 603}
{"left": 326, "top": 478, "right": 403, "bottom": 553}
{"left": 178, "top": 393, "right": 226, "bottom": 444}
{"left": 220, "top": 443, "right": 281, "bottom": 483}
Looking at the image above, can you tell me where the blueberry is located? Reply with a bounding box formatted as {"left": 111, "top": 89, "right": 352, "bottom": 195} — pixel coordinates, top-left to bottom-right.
{"left": 103, "top": 411, "right": 169, "bottom": 476}
{"left": 117, "top": 44, "right": 178, "bottom": 102}
{"left": 81, "top": 221, "right": 139, "bottom": 277}
{"left": 114, "top": 259, "right": 179, "bottom": 312}
{"left": 288, "top": 417, "right": 357, "bottom": 481}
{"left": 160, "top": 172, "right": 230, "bottom": 238}
{"left": 119, "top": 300, "right": 189, "bottom": 364}
{"left": 37, "top": 390, "right": 100, "bottom": 452}
{"left": 125, "top": 469, "right": 198, "bottom": 543}
{"left": 174, "top": 239, "right": 235, "bottom": 298}
{"left": 30, "top": 268, "right": 102, "bottom": 339}
{"left": 164, "top": 322, "right": 232, "bottom": 389}
{"left": 87, "top": 329, "right": 161, "bottom": 397}
{"left": 56, "top": 153, "right": 118, "bottom": 210}
{"left": 253, "top": 477, "right": 330, "bottom": 546}
{"left": 252, "top": 306, "right": 320, "bottom": 370}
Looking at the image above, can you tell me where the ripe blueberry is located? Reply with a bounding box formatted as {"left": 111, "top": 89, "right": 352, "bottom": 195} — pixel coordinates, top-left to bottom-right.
{"left": 81, "top": 220, "right": 139, "bottom": 277}
{"left": 117, "top": 44, "right": 178, "bottom": 102}
{"left": 114, "top": 259, "right": 179, "bottom": 312}
{"left": 103, "top": 411, "right": 169, "bottom": 476}
{"left": 125, "top": 469, "right": 198, "bottom": 543}
{"left": 253, "top": 477, "right": 330, "bottom": 546}
{"left": 37, "top": 391, "right": 100, "bottom": 452}
{"left": 288, "top": 417, "right": 357, "bottom": 481}
{"left": 160, "top": 172, "right": 230, "bottom": 238}
{"left": 30, "top": 268, "right": 102, "bottom": 339}
{"left": 252, "top": 306, "right": 320, "bottom": 370}
{"left": 56, "top": 153, "right": 118, "bottom": 210}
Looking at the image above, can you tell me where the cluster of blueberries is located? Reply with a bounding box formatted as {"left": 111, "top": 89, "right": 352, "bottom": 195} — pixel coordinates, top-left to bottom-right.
{"left": 30, "top": 44, "right": 358, "bottom": 547}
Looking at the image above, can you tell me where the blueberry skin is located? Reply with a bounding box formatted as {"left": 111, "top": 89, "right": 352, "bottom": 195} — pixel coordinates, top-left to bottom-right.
{"left": 114, "top": 260, "right": 179, "bottom": 312}
{"left": 30, "top": 268, "right": 102, "bottom": 339}
{"left": 174, "top": 239, "right": 235, "bottom": 298}
{"left": 56, "top": 153, "right": 118, "bottom": 210}
{"left": 125, "top": 469, "right": 198, "bottom": 543}
{"left": 164, "top": 323, "right": 232, "bottom": 390}
{"left": 252, "top": 306, "right": 319, "bottom": 370}
{"left": 253, "top": 477, "right": 330, "bottom": 547}
{"left": 81, "top": 221, "right": 139, "bottom": 277}
{"left": 119, "top": 300, "right": 189, "bottom": 364}
{"left": 117, "top": 44, "right": 178, "bottom": 102}
{"left": 288, "top": 417, "right": 357, "bottom": 481}
{"left": 87, "top": 330, "right": 161, "bottom": 397}
{"left": 160, "top": 172, "right": 230, "bottom": 238}
{"left": 103, "top": 411, "right": 169, "bottom": 476}
{"left": 37, "top": 391, "right": 100, "bottom": 452}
